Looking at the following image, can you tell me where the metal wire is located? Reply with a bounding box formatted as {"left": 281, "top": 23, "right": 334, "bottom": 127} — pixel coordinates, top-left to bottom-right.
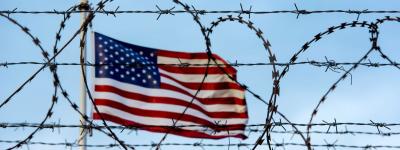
{"left": 1, "top": 0, "right": 400, "bottom": 149}
{"left": 1, "top": 140, "right": 400, "bottom": 149}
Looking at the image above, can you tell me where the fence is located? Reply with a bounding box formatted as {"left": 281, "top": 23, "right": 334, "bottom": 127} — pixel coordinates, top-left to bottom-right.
{"left": 1, "top": 0, "right": 400, "bottom": 149}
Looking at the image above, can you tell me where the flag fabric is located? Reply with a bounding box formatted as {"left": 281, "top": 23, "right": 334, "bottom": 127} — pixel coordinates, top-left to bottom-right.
{"left": 92, "top": 32, "right": 248, "bottom": 139}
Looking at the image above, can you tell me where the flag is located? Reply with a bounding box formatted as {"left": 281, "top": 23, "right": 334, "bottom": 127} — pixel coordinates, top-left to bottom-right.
{"left": 92, "top": 32, "right": 248, "bottom": 139}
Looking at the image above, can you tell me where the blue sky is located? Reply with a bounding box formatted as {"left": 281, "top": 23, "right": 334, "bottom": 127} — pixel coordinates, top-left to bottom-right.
{"left": 1, "top": 0, "right": 400, "bottom": 149}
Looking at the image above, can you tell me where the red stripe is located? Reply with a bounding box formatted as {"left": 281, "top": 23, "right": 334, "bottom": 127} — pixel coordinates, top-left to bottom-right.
{"left": 96, "top": 85, "right": 246, "bottom": 105}
{"left": 95, "top": 100, "right": 246, "bottom": 128}
{"left": 93, "top": 113, "right": 247, "bottom": 139}
{"left": 160, "top": 73, "right": 243, "bottom": 90}
{"left": 159, "top": 65, "right": 236, "bottom": 75}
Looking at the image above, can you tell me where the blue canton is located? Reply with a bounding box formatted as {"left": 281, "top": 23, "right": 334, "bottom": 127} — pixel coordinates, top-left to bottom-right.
{"left": 95, "top": 32, "right": 160, "bottom": 88}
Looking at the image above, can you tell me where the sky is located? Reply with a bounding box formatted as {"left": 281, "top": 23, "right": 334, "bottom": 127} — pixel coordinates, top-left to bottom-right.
{"left": 1, "top": 0, "right": 400, "bottom": 150}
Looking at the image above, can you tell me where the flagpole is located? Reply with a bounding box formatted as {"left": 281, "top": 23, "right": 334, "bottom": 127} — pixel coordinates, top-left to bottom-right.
{"left": 79, "top": 0, "right": 88, "bottom": 150}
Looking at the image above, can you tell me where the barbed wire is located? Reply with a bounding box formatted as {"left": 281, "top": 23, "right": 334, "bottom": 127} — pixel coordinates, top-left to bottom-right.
{"left": 1, "top": 140, "right": 400, "bottom": 149}
{"left": 2, "top": 122, "right": 400, "bottom": 136}
{"left": 1, "top": 61, "right": 399, "bottom": 68}
{"left": 1, "top": 1, "right": 134, "bottom": 149}
{"left": 3, "top": 121, "right": 400, "bottom": 128}
{"left": 303, "top": 16, "right": 400, "bottom": 149}
{"left": 1, "top": 0, "right": 400, "bottom": 149}
{"left": 2, "top": 2, "right": 400, "bottom": 22}
{"left": 1, "top": 8, "right": 400, "bottom": 17}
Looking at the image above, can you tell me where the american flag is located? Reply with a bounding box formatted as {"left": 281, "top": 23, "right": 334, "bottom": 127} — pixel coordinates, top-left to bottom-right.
{"left": 93, "top": 32, "right": 248, "bottom": 139}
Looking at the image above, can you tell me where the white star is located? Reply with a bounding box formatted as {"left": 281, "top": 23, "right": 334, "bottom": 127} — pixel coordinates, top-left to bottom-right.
{"left": 110, "top": 46, "right": 114, "bottom": 50}
{"left": 142, "top": 79, "right": 146, "bottom": 83}
{"left": 115, "top": 68, "right": 119, "bottom": 72}
{"left": 131, "top": 59, "right": 135, "bottom": 63}
{"left": 98, "top": 36, "right": 103, "bottom": 40}
{"left": 142, "top": 70, "right": 146, "bottom": 73}
{"left": 110, "top": 54, "right": 114, "bottom": 58}
{"left": 99, "top": 53, "right": 103, "bottom": 56}
{"left": 105, "top": 57, "right": 108, "bottom": 61}
{"left": 131, "top": 68, "right": 135, "bottom": 72}
{"left": 126, "top": 71, "right": 130, "bottom": 75}
{"left": 115, "top": 51, "right": 119, "bottom": 55}
{"left": 104, "top": 41, "right": 108, "bottom": 45}
{"left": 131, "top": 77, "right": 135, "bottom": 81}
{"left": 104, "top": 49, "right": 108, "bottom": 52}
{"left": 150, "top": 52, "right": 154, "bottom": 57}
{"left": 99, "top": 44, "right": 103, "bottom": 48}
{"left": 139, "top": 51, "right": 143, "bottom": 55}
{"left": 115, "top": 44, "right": 119, "bottom": 48}
{"left": 99, "top": 70, "right": 103, "bottom": 74}
{"left": 126, "top": 54, "right": 130, "bottom": 57}
{"left": 120, "top": 65, "right": 125, "bottom": 69}
{"left": 147, "top": 75, "right": 152, "bottom": 79}
{"left": 120, "top": 74, "right": 124, "bottom": 78}
{"left": 153, "top": 80, "right": 157, "bottom": 84}
{"left": 136, "top": 74, "right": 141, "bottom": 77}
{"left": 120, "top": 57, "right": 124, "bottom": 61}
{"left": 110, "top": 71, "right": 114, "bottom": 75}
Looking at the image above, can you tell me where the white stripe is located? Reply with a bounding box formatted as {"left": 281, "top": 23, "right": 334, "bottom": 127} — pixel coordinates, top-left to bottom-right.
{"left": 96, "top": 78, "right": 246, "bottom": 111}
{"left": 96, "top": 106, "right": 246, "bottom": 136}
{"left": 161, "top": 77, "right": 244, "bottom": 99}
{"left": 159, "top": 69, "right": 235, "bottom": 83}
{"left": 158, "top": 56, "right": 228, "bottom": 67}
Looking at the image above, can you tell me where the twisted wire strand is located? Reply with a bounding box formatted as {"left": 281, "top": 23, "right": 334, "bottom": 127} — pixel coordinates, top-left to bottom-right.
{"left": 1, "top": 140, "right": 400, "bottom": 149}
{"left": 2, "top": 122, "right": 400, "bottom": 136}
{"left": 1, "top": 9, "right": 400, "bottom": 15}
{"left": 0, "top": 61, "right": 399, "bottom": 67}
